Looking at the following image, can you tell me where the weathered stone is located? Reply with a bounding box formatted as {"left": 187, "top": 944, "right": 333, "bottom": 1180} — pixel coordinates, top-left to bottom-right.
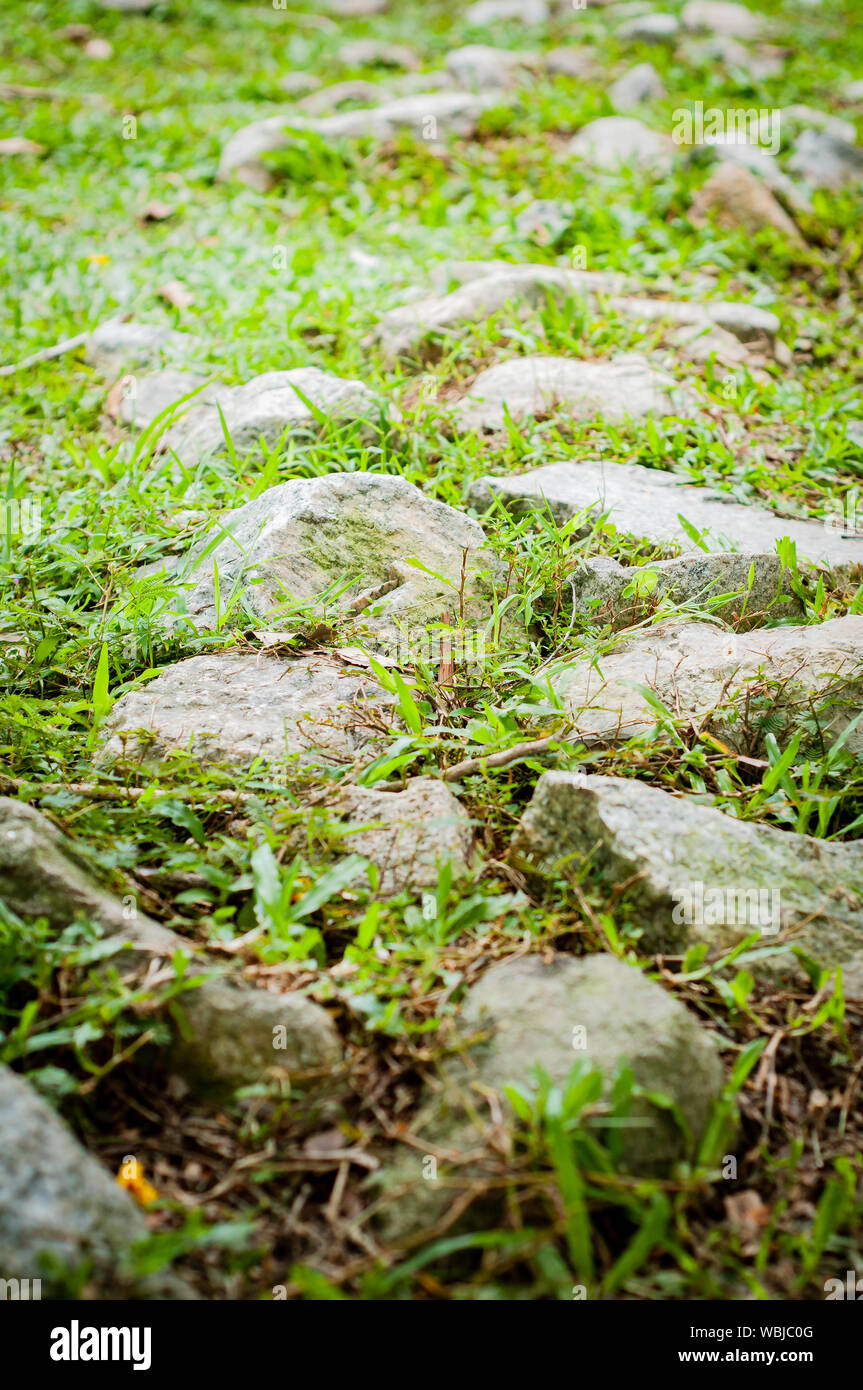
{"left": 569, "top": 117, "right": 674, "bottom": 174}
{"left": 373, "top": 953, "right": 724, "bottom": 1242}
{"left": 570, "top": 551, "right": 803, "bottom": 628}
{"left": 466, "top": 0, "right": 549, "bottom": 23}
{"left": 511, "top": 772, "right": 863, "bottom": 993}
{"left": 114, "top": 369, "right": 219, "bottom": 430}
{"left": 545, "top": 47, "right": 594, "bottom": 79}
{"left": 0, "top": 1064, "right": 147, "bottom": 1293}
{"left": 681, "top": 1, "right": 761, "bottom": 38}
{"left": 691, "top": 162, "right": 803, "bottom": 243}
{"left": 102, "top": 651, "right": 396, "bottom": 767}
{"left": 153, "top": 473, "right": 506, "bottom": 644}
{"left": 707, "top": 138, "right": 812, "bottom": 215}
{"left": 788, "top": 129, "right": 863, "bottom": 189}
{"left": 546, "top": 616, "right": 863, "bottom": 755}
{"left": 84, "top": 321, "right": 200, "bottom": 376}
{"left": 469, "top": 460, "right": 863, "bottom": 570}
{"left": 0, "top": 798, "right": 344, "bottom": 1096}
{"left": 218, "top": 92, "right": 501, "bottom": 188}
{"left": 608, "top": 293, "right": 780, "bottom": 347}
{"left": 444, "top": 45, "right": 538, "bottom": 88}
{"left": 610, "top": 62, "right": 666, "bottom": 111}
{"left": 337, "top": 40, "right": 419, "bottom": 69}
{"left": 618, "top": 13, "right": 679, "bottom": 43}
{"left": 163, "top": 367, "right": 386, "bottom": 465}
{"left": 311, "top": 777, "right": 473, "bottom": 894}
{"left": 451, "top": 355, "right": 681, "bottom": 431}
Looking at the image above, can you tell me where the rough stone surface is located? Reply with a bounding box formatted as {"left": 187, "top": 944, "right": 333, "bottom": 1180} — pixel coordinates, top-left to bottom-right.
{"left": 569, "top": 116, "right": 674, "bottom": 173}
{"left": 373, "top": 953, "right": 724, "bottom": 1241}
{"left": 84, "top": 321, "right": 200, "bottom": 376}
{"left": 163, "top": 367, "right": 385, "bottom": 464}
{"left": 0, "top": 798, "right": 344, "bottom": 1097}
{"left": 618, "top": 13, "right": 679, "bottom": 43}
{"left": 156, "top": 473, "right": 506, "bottom": 643}
{"left": 788, "top": 129, "right": 863, "bottom": 189}
{"left": 610, "top": 62, "right": 666, "bottom": 111}
{"left": 681, "top": 0, "right": 761, "bottom": 38}
{"left": 444, "top": 44, "right": 537, "bottom": 88}
{"left": 316, "top": 777, "right": 473, "bottom": 893}
{"left": 691, "top": 162, "right": 803, "bottom": 242}
{"left": 218, "top": 92, "right": 501, "bottom": 188}
{"left": 0, "top": 1064, "right": 147, "bottom": 1291}
{"left": 512, "top": 773, "right": 863, "bottom": 992}
{"left": 547, "top": 616, "right": 863, "bottom": 755}
{"left": 451, "top": 355, "right": 681, "bottom": 431}
{"left": 102, "top": 651, "right": 396, "bottom": 767}
{"left": 469, "top": 459, "right": 863, "bottom": 571}
{"left": 569, "top": 551, "right": 803, "bottom": 628}
{"left": 115, "top": 368, "right": 219, "bottom": 430}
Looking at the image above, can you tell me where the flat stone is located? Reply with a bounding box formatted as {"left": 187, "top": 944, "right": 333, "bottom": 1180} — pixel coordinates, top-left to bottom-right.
{"left": 511, "top": 772, "right": 863, "bottom": 993}
{"left": 618, "top": 13, "right": 679, "bottom": 42}
{"left": 0, "top": 799, "right": 343, "bottom": 1097}
{"left": 570, "top": 551, "right": 804, "bottom": 628}
{"left": 451, "top": 355, "right": 681, "bottom": 431}
{"left": 681, "top": 1, "right": 762, "bottom": 38}
{"left": 84, "top": 320, "right": 201, "bottom": 376}
{"left": 372, "top": 953, "right": 724, "bottom": 1242}
{"left": 102, "top": 651, "right": 396, "bottom": 768}
{"left": 218, "top": 92, "right": 501, "bottom": 188}
{"left": 314, "top": 777, "right": 473, "bottom": 894}
{"left": 788, "top": 129, "right": 863, "bottom": 189}
{"left": 163, "top": 367, "right": 386, "bottom": 465}
{"left": 691, "top": 162, "right": 803, "bottom": 242}
{"left": 0, "top": 1065, "right": 147, "bottom": 1293}
{"left": 466, "top": 0, "right": 549, "bottom": 22}
{"left": 468, "top": 459, "right": 863, "bottom": 570}
{"left": 156, "top": 473, "right": 506, "bottom": 644}
{"left": 610, "top": 62, "right": 666, "bottom": 111}
{"left": 545, "top": 615, "right": 863, "bottom": 755}
{"left": 114, "top": 368, "right": 219, "bottom": 430}
{"left": 569, "top": 116, "right": 674, "bottom": 174}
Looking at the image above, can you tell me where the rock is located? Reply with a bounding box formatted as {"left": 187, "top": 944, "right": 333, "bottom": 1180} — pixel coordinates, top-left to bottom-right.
{"left": 113, "top": 369, "right": 219, "bottom": 430}
{"left": 371, "top": 264, "right": 625, "bottom": 358}
{"left": 511, "top": 772, "right": 863, "bottom": 993}
{"left": 444, "top": 44, "right": 538, "bottom": 88}
{"left": 98, "top": 0, "right": 156, "bottom": 10}
{"left": 84, "top": 37, "right": 113, "bottom": 59}
{"left": 618, "top": 13, "right": 679, "bottom": 42}
{"left": 469, "top": 459, "right": 863, "bottom": 571}
{"left": 297, "top": 80, "right": 383, "bottom": 116}
{"left": 278, "top": 72, "right": 322, "bottom": 97}
{"left": 513, "top": 198, "right": 573, "bottom": 242}
{"left": 162, "top": 367, "right": 386, "bottom": 465}
{"left": 546, "top": 615, "right": 863, "bottom": 754}
{"left": 102, "top": 651, "right": 396, "bottom": 767}
{"left": 336, "top": 40, "right": 419, "bottom": 69}
{"left": 608, "top": 293, "right": 781, "bottom": 348}
{"left": 451, "top": 354, "right": 681, "bottom": 431}
{"left": 842, "top": 78, "right": 863, "bottom": 104}
{"left": 681, "top": 1, "right": 762, "bottom": 39}
{"left": 0, "top": 1064, "right": 147, "bottom": 1293}
{"left": 787, "top": 129, "right": 863, "bottom": 189}
{"left": 328, "top": 0, "right": 390, "bottom": 14}
{"left": 313, "top": 777, "right": 473, "bottom": 894}
{"left": 0, "top": 798, "right": 344, "bottom": 1097}
{"left": 690, "top": 162, "right": 803, "bottom": 243}
{"left": 545, "top": 47, "right": 594, "bottom": 79}
{"left": 710, "top": 140, "right": 812, "bottom": 216}
{"left": 466, "top": 0, "right": 549, "bottom": 23}
{"left": 153, "top": 473, "right": 506, "bottom": 644}
{"left": 84, "top": 321, "right": 201, "bottom": 376}
{"left": 373, "top": 953, "right": 724, "bottom": 1242}
{"left": 781, "top": 106, "right": 856, "bottom": 146}
{"left": 0, "top": 137, "right": 45, "bottom": 156}
{"left": 570, "top": 551, "right": 803, "bottom": 628}
{"left": 569, "top": 116, "right": 674, "bottom": 173}
{"left": 218, "top": 92, "right": 501, "bottom": 189}
{"left": 681, "top": 34, "right": 782, "bottom": 80}
{"left": 609, "top": 62, "right": 666, "bottom": 111}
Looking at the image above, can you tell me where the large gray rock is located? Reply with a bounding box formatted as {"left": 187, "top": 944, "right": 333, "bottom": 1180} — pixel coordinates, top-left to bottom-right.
{"left": 310, "top": 777, "right": 473, "bottom": 894}
{"left": 570, "top": 551, "right": 803, "bottom": 628}
{"left": 511, "top": 773, "right": 863, "bottom": 993}
{"left": 788, "top": 129, "right": 863, "bottom": 189}
{"left": 468, "top": 459, "right": 863, "bottom": 571}
{"left": 681, "top": 1, "right": 761, "bottom": 38}
{"left": 155, "top": 473, "right": 506, "bottom": 643}
{"left": 546, "top": 615, "right": 863, "bottom": 755}
{"left": 218, "top": 92, "right": 502, "bottom": 189}
{"left": 114, "top": 369, "right": 219, "bottom": 430}
{"left": 84, "top": 321, "right": 200, "bottom": 377}
{"left": 102, "top": 651, "right": 396, "bottom": 767}
{"left": 0, "top": 799, "right": 344, "bottom": 1098}
{"left": 162, "top": 368, "right": 386, "bottom": 465}
{"left": 0, "top": 1065, "right": 147, "bottom": 1293}
{"left": 569, "top": 117, "right": 674, "bottom": 174}
{"left": 691, "top": 162, "right": 803, "bottom": 243}
{"left": 373, "top": 953, "right": 723, "bottom": 1242}
{"left": 609, "top": 62, "right": 666, "bottom": 111}
{"left": 451, "top": 355, "right": 682, "bottom": 431}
